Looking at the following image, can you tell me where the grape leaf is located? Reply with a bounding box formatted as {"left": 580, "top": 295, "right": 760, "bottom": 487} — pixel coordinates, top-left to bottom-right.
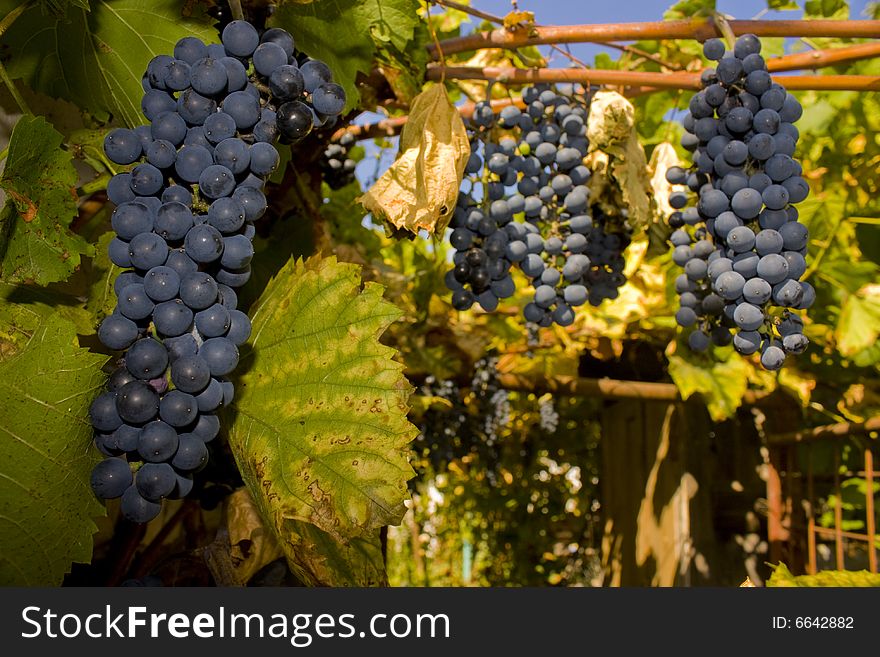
{"left": 270, "top": 0, "right": 421, "bottom": 112}
{"left": 835, "top": 286, "right": 880, "bottom": 356}
{"left": 1, "top": 0, "right": 218, "bottom": 126}
{"left": 766, "top": 1, "right": 799, "bottom": 11}
{"left": 280, "top": 520, "right": 388, "bottom": 586}
{"left": 667, "top": 347, "right": 749, "bottom": 421}
{"left": 663, "top": 0, "right": 715, "bottom": 20}
{"left": 0, "top": 314, "right": 107, "bottom": 585}
{"left": 0, "top": 115, "right": 92, "bottom": 286}
{"left": 227, "top": 256, "right": 416, "bottom": 581}
{"left": 767, "top": 562, "right": 880, "bottom": 587}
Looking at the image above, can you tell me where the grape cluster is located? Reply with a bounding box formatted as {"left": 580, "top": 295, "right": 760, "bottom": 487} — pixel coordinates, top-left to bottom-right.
{"left": 414, "top": 357, "right": 508, "bottom": 478}
{"left": 320, "top": 131, "right": 358, "bottom": 189}
{"left": 90, "top": 20, "right": 346, "bottom": 523}
{"left": 667, "top": 34, "right": 812, "bottom": 370}
{"left": 445, "top": 84, "right": 631, "bottom": 326}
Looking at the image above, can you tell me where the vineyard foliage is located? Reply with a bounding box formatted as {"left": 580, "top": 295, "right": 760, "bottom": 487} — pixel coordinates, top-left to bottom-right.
{"left": 0, "top": 0, "right": 877, "bottom": 586}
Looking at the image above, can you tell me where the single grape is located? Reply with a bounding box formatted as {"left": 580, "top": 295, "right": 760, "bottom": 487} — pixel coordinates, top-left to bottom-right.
{"left": 116, "top": 380, "right": 159, "bottom": 424}
{"left": 91, "top": 458, "right": 132, "bottom": 500}
{"left": 159, "top": 390, "right": 198, "bottom": 427}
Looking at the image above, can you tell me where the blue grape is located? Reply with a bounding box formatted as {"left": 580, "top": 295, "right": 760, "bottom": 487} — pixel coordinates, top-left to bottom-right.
{"left": 151, "top": 111, "right": 187, "bottom": 145}
{"left": 207, "top": 197, "right": 246, "bottom": 233}
{"left": 249, "top": 142, "right": 279, "bottom": 176}
{"left": 138, "top": 420, "right": 179, "bottom": 462}
{"left": 111, "top": 202, "right": 153, "bottom": 240}
{"left": 222, "top": 20, "right": 259, "bottom": 57}
{"left": 172, "top": 435, "right": 208, "bottom": 471}
{"left": 190, "top": 57, "right": 227, "bottom": 96}
{"left": 195, "top": 378, "right": 223, "bottom": 412}
{"left": 115, "top": 381, "right": 159, "bottom": 425}
{"left": 118, "top": 283, "right": 154, "bottom": 320}
{"left": 220, "top": 234, "right": 253, "bottom": 269}
{"left": 120, "top": 486, "right": 162, "bottom": 523}
{"left": 125, "top": 337, "right": 168, "bottom": 380}
{"left": 104, "top": 128, "right": 143, "bottom": 165}
{"left": 142, "top": 90, "right": 176, "bottom": 121}
{"left": 177, "top": 89, "right": 217, "bottom": 125}
{"left": 98, "top": 314, "right": 139, "bottom": 350}
{"left": 154, "top": 201, "right": 194, "bottom": 241}
{"left": 171, "top": 355, "right": 211, "bottom": 393}
{"left": 128, "top": 232, "right": 168, "bottom": 270}
{"left": 312, "top": 83, "right": 346, "bottom": 115}
{"left": 90, "top": 392, "right": 123, "bottom": 432}
{"left": 143, "top": 265, "right": 180, "bottom": 302}
{"left": 203, "top": 111, "right": 237, "bottom": 144}
{"left": 108, "top": 173, "right": 136, "bottom": 205}
{"left": 165, "top": 59, "right": 191, "bottom": 91}
{"left": 185, "top": 224, "right": 224, "bottom": 263}
{"left": 91, "top": 458, "right": 132, "bottom": 500}
{"left": 300, "top": 59, "right": 332, "bottom": 93}
{"left": 198, "top": 164, "right": 236, "bottom": 199}
{"left": 145, "top": 139, "right": 177, "bottom": 169}
{"left": 174, "top": 144, "right": 213, "bottom": 183}
{"left": 212, "top": 138, "right": 250, "bottom": 175}
{"left": 130, "top": 163, "right": 164, "bottom": 196}
{"left": 222, "top": 91, "right": 261, "bottom": 130}
{"left": 199, "top": 337, "right": 239, "bottom": 376}
{"left": 174, "top": 36, "right": 207, "bottom": 65}
{"left": 195, "top": 303, "right": 230, "bottom": 338}
{"left": 159, "top": 390, "right": 198, "bottom": 427}
{"left": 179, "top": 272, "right": 218, "bottom": 309}
{"left": 153, "top": 299, "right": 193, "bottom": 337}
{"left": 136, "top": 463, "right": 177, "bottom": 501}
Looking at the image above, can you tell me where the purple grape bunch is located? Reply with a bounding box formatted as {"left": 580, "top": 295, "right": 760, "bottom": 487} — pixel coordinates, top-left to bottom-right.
{"left": 667, "top": 33, "right": 812, "bottom": 371}
{"left": 90, "top": 19, "right": 346, "bottom": 522}
{"left": 446, "top": 83, "right": 632, "bottom": 327}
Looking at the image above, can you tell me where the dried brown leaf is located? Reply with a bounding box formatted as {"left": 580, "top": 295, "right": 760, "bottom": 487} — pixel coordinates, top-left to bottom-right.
{"left": 226, "top": 488, "right": 283, "bottom": 585}
{"left": 360, "top": 84, "right": 470, "bottom": 237}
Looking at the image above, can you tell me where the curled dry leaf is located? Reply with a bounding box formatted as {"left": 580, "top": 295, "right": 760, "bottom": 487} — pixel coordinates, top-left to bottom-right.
{"left": 360, "top": 84, "right": 470, "bottom": 237}
{"left": 226, "top": 488, "right": 283, "bottom": 585}
{"left": 586, "top": 91, "right": 654, "bottom": 233}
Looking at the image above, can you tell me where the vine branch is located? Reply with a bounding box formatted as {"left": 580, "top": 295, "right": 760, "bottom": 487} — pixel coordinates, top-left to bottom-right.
{"left": 426, "top": 66, "right": 880, "bottom": 91}
{"left": 427, "top": 19, "right": 880, "bottom": 59}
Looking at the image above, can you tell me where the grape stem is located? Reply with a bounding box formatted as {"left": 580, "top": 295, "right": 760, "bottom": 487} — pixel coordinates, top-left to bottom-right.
{"left": 0, "top": 60, "right": 31, "bottom": 116}
{"left": 228, "top": 0, "right": 245, "bottom": 21}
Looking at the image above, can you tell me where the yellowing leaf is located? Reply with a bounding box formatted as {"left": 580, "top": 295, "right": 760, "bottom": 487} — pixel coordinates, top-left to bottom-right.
{"left": 767, "top": 563, "right": 880, "bottom": 587}
{"left": 360, "top": 84, "right": 470, "bottom": 237}
{"left": 502, "top": 10, "right": 536, "bottom": 30}
{"left": 667, "top": 348, "right": 749, "bottom": 421}
{"left": 227, "top": 255, "right": 417, "bottom": 584}
{"left": 586, "top": 92, "right": 654, "bottom": 232}
{"left": 835, "top": 285, "right": 880, "bottom": 356}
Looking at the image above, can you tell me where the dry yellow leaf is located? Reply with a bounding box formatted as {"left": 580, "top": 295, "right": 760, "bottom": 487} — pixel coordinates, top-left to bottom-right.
{"left": 360, "top": 84, "right": 470, "bottom": 237}
{"left": 586, "top": 91, "right": 654, "bottom": 232}
{"left": 226, "top": 488, "right": 283, "bottom": 584}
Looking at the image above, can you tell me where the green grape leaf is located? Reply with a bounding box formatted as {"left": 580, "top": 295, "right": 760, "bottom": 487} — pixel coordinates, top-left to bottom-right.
{"left": 767, "top": 563, "right": 880, "bottom": 587}
{"left": 0, "top": 313, "right": 108, "bottom": 585}
{"left": 227, "top": 256, "right": 416, "bottom": 583}
{"left": 663, "top": 0, "right": 715, "bottom": 20}
{"left": 667, "top": 348, "right": 749, "bottom": 421}
{"left": 766, "top": 0, "right": 799, "bottom": 10}
{"left": 270, "top": 0, "right": 421, "bottom": 112}
{"left": 36, "top": 0, "right": 91, "bottom": 16}
{"left": 0, "top": 115, "right": 92, "bottom": 286}
{"left": 835, "top": 287, "right": 880, "bottom": 356}
{"left": 1, "top": 0, "right": 218, "bottom": 126}
{"left": 804, "top": 0, "right": 850, "bottom": 19}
